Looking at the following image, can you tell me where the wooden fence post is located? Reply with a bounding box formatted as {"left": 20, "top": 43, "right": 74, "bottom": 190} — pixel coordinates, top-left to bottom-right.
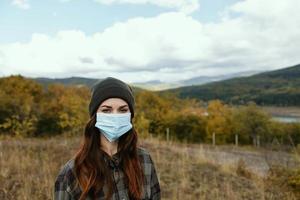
{"left": 166, "top": 127, "right": 169, "bottom": 142}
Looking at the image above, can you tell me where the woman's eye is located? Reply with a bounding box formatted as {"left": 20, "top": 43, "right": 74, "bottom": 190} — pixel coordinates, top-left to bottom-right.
{"left": 102, "top": 109, "right": 110, "bottom": 113}
{"left": 120, "top": 109, "right": 128, "bottom": 112}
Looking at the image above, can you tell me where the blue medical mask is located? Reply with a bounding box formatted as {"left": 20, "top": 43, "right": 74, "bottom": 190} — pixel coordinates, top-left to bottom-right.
{"left": 95, "top": 112, "right": 132, "bottom": 142}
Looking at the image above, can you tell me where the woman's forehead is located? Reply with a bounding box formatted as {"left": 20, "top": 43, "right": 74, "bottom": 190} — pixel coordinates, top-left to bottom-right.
{"left": 99, "top": 98, "right": 128, "bottom": 106}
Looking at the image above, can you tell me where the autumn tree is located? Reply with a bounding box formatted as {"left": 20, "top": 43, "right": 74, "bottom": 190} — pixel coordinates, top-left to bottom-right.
{"left": 205, "top": 100, "right": 233, "bottom": 144}
{"left": 284, "top": 123, "right": 300, "bottom": 146}
{"left": 37, "top": 84, "right": 90, "bottom": 136}
{"left": 135, "top": 90, "right": 171, "bottom": 136}
{"left": 0, "top": 75, "right": 43, "bottom": 137}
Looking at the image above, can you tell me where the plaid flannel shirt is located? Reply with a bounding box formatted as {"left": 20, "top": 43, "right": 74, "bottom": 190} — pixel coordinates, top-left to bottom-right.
{"left": 54, "top": 147, "right": 161, "bottom": 200}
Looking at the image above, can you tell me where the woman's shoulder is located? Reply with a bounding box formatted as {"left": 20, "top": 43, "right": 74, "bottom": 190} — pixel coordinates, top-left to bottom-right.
{"left": 137, "top": 146, "right": 156, "bottom": 167}
{"left": 137, "top": 146, "right": 161, "bottom": 198}
{"left": 137, "top": 146, "right": 151, "bottom": 158}
{"left": 54, "top": 159, "right": 82, "bottom": 199}
{"left": 55, "top": 158, "right": 76, "bottom": 185}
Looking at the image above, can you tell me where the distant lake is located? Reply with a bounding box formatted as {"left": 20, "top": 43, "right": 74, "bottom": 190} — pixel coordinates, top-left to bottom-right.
{"left": 272, "top": 115, "right": 300, "bottom": 123}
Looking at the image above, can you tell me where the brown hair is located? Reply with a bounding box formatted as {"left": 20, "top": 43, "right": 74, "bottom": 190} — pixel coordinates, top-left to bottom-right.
{"left": 73, "top": 114, "right": 145, "bottom": 200}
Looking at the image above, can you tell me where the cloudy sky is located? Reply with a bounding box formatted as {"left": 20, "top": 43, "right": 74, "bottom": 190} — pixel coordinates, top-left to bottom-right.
{"left": 0, "top": 0, "right": 299, "bottom": 83}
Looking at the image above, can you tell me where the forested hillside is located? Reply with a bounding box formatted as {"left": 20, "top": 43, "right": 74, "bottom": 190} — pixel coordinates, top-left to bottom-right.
{"left": 1, "top": 75, "right": 300, "bottom": 147}
{"left": 160, "top": 64, "right": 300, "bottom": 106}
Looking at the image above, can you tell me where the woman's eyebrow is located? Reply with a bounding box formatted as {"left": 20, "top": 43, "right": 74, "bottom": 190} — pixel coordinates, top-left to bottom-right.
{"left": 119, "top": 105, "right": 128, "bottom": 108}
{"left": 100, "top": 105, "right": 112, "bottom": 108}
{"left": 100, "top": 105, "right": 128, "bottom": 108}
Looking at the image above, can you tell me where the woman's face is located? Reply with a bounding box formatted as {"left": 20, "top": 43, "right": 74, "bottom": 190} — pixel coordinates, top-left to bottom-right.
{"left": 97, "top": 98, "right": 130, "bottom": 114}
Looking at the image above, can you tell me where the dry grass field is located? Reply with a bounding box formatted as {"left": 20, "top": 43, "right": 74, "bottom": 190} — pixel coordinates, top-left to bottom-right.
{"left": 0, "top": 135, "right": 299, "bottom": 200}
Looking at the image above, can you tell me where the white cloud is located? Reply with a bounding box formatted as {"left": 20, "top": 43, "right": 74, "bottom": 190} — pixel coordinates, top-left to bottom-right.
{"left": 94, "top": 0, "right": 200, "bottom": 14}
{"left": 11, "top": 0, "right": 30, "bottom": 10}
{"left": 1, "top": 0, "right": 300, "bottom": 82}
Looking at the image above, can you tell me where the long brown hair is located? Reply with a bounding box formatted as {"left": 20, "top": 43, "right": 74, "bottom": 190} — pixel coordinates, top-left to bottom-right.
{"left": 73, "top": 114, "right": 145, "bottom": 200}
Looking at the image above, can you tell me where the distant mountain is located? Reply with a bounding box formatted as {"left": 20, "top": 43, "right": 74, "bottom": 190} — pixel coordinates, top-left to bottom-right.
{"left": 30, "top": 70, "right": 261, "bottom": 92}
{"left": 158, "top": 64, "right": 300, "bottom": 106}
{"left": 131, "top": 81, "right": 181, "bottom": 91}
{"left": 33, "top": 77, "right": 99, "bottom": 88}
{"left": 32, "top": 76, "right": 145, "bottom": 93}
{"left": 181, "top": 70, "right": 262, "bottom": 86}
{"left": 131, "top": 70, "right": 262, "bottom": 91}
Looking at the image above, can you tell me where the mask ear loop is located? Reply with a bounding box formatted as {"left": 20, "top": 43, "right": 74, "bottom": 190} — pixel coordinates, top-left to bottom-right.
{"left": 91, "top": 113, "right": 100, "bottom": 134}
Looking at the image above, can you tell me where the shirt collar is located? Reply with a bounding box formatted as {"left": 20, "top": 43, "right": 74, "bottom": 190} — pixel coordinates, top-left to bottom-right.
{"left": 101, "top": 149, "right": 122, "bottom": 169}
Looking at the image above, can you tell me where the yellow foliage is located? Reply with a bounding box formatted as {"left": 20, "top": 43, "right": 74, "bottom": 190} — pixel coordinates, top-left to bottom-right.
{"left": 206, "top": 100, "right": 233, "bottom": 143}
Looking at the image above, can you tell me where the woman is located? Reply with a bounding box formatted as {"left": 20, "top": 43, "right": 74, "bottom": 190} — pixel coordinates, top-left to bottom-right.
{"left": 54, "top": 77, "right": 161, "bottom": 200}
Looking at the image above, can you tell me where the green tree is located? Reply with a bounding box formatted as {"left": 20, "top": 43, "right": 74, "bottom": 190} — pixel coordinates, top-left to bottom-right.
{"left": 231, "top": 102, "right": 271, "bottom": 145}
{"left": 164, "top": 110, "right": 206, "bottom": 143}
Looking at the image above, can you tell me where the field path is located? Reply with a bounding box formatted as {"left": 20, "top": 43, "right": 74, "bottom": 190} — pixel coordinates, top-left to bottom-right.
{"left": 191, "top": 146, "right": 299, "bottom": 176}
{"left": 143, "top": 139, "right": 300, "bottom": 176}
